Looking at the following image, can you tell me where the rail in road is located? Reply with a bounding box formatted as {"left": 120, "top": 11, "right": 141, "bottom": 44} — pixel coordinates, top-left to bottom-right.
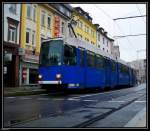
{"left": 72, "top": 94, "right": 145, "bottom": 127}
{"left": 4, "top": 84, "right": 146, "bottom": 128}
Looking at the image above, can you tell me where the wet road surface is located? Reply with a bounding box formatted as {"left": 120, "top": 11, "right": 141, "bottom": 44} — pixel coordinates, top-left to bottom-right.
{"left": 3, "top": 83, "right": 146, "bottom": 127}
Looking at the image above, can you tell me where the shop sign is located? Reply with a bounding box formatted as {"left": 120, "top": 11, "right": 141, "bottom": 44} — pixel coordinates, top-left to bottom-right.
{"left": 54, "top": 15, "right": 60, "bottom": 37}
{"left": 22, "top": 68, "right": 27, "bottom": 79}
{"left": 24, "top": 54, "right": 39, "bottom": 63}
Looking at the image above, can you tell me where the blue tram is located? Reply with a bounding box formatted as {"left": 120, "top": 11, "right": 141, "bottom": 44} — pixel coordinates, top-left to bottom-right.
{"left": 38, "top": 37, "right": 136, "bottom": 91}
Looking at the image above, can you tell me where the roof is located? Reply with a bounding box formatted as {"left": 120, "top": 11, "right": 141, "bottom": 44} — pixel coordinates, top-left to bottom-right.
{"left": 43, "top": 37, "right": 129, "bottom": 67}
{"left": 74, "top": 7, "right": 93, "bottom": 22}
{"left": 63, "top": 4, "right": 73, "bottom": 11}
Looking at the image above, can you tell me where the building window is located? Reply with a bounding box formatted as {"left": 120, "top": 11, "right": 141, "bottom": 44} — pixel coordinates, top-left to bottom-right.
{"left": 27, "top": 4, "right": 31, "bottom": 19}
{"left": 103, "top": 37, "right": 105, "bottom": 44}
{"left": 9, "top": 4, "right": 17, "bottom": 14}
{"left": 84, "top": 25, "right": 86, "bottom": 32}
{"left": 8, "top": 25, "right": 17, "bottom": 43}
{"left": 33, "top": 5, "right": 36, "bottom": 21}
{"left": 98, "top": 34, "right": 100, "bottom": 41}
{"left": 77, "top": 33, "right": 82, "bottom": 40}
{"left": 32, "top": 31, "right": 35, "bottom": 46}
{"left": 61, "top": 22, "right": 65, "bottom": 35}
{"left": 107, "top": 41, "right": 108, "bottom": 47}
{"left": 103, "top": 48, "right": 104, "bottom": 51}
{"left": 78, "top": 21, "right": 82, "bottom": 29}
{"left": 41, "top": 11, "right": 45, "bottom": 27}
{"left": 47, "top": 15, "right": 51, "bottom": 29}
{"left": 41, "top": 35, "right": 45, "bottom": 43}
{"left": 87, "top": 27, "right": 89, "bottom": 33}
{"left": 26, "top": 28, "right": 30, "bottom": 44}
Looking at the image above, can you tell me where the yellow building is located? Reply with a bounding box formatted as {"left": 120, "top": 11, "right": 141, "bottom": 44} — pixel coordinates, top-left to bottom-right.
{"left": 19, "top": 4, "right": 73, "bottom": 86}
{"left": 72, "top": 7, "right": 97, "bottom": 46}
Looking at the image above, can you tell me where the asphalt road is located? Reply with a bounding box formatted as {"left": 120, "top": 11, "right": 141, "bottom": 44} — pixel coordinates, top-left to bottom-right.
{"left": 3, "top": 83, "right": 146, "bottom": 128}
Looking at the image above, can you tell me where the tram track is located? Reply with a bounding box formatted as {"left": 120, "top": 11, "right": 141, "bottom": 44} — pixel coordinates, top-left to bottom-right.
{"left": 72, "top": 94, "right": 145, "bottom": 128}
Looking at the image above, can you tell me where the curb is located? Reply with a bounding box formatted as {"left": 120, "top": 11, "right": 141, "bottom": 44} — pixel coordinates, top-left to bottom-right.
{"left": 124, "top": 107, "right": 146, "bottom": 127}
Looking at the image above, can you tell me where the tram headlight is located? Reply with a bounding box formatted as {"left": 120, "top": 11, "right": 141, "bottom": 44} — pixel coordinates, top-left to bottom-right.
{"left": 56, "top": 74, "right": 61, "bottom": 79}
{"left": 38, "top": 74, "right": 42, "bottom": 79}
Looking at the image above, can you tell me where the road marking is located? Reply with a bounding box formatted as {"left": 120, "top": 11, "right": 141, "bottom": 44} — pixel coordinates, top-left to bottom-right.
{"left": 83, "top": 99, "right": 98, "bottom": 102}
{"left": 37, "top": 98, "right": 49, "bottom": 100}
{"left": 134, "top": 101, "right": 146, "bottom": 103}
{"left": 108, "top": 100, "right": 125, "bottom": 103}
{"left": 70, "top": 87, "right": 135, "bottom": 99}
{"left": 6, "top": 97, "right": 16, "bottom": 99}
{"left": 53, "top": 98, "right": 65, "bottom": 101}
{"left": 67, "top": 98, "right": 80, "bottom": 101}
{"left": 20, "top": 97, "right": 32, "bottom": 100}
{"left": 39, "top": 94, "right": 47, "bottom": 96}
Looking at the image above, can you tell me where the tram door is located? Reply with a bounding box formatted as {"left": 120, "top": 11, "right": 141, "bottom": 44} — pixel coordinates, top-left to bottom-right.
{"left": 105, "top": 58, "right": 111, "bottom": 87}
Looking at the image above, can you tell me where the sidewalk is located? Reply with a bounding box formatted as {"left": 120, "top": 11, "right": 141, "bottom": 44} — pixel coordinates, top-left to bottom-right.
{"left": 3, "top": 86, "right": 46, "bottom": 97}
{"left": 124, "top": 107, "right": 146, "bottom": 127}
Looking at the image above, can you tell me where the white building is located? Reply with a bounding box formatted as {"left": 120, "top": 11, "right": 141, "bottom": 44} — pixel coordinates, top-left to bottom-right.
{"left": 128, "top": 59, "right": 146, "bottom": 84}
{"left": 112, "top": 45, "right": 120, "bottom": 58}
{"left": 95, "top": 25, "right": 120, "bottom": 58}
{"left": 3, "top": 4, "right": 21, "bottom": 87}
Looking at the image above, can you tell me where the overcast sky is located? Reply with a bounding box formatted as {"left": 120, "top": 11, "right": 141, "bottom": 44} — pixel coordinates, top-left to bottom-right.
{"left": 71, "top": 4, "right": 146, "bottom": 62}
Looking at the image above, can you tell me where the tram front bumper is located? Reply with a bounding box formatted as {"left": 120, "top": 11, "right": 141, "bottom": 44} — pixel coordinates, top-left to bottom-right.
{"left": 38, "top": 80, "right": 62, "bottom": 84}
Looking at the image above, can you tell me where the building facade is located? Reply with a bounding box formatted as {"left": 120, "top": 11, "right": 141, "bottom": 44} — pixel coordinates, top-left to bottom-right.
{"left": 72, "top": 7, "right": 97, "bottom": 45}
{"left": 112, "top": 45, "right": 120, "bottom": 58}
{"left": 19, "top": 4, "right": 72, "bottom": 86}
{"left": 3, "top": 4, "right": 21, "bottom": 87}
{"left": 95, "top": 25, "right": 119, "bottom": 58}
{"left": 128, "top": 59, "right": 146, "bottom": 84}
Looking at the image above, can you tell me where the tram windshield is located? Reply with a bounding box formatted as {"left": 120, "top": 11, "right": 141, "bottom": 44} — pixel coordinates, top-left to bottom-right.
{"left": 39, "top": 40, "right": 63, "bottom": 66}
{"left": 39, "top": 40, "right": 77, "bottom": 66}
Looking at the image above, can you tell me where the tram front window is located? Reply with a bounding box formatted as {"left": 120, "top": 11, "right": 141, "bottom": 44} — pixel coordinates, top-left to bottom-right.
{"left": 39, "top": 40, "right": 63, "bottom": 66}
{"left": 64, "top": 45, "right": 77, "bottom": 65}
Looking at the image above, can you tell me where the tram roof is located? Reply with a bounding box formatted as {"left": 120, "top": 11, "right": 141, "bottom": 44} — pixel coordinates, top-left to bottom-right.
{"left": 65, "top": 37, "right": 129, "bottom": 66}
{"left": 42, "top": 37, "right": 129, "bottom": 67}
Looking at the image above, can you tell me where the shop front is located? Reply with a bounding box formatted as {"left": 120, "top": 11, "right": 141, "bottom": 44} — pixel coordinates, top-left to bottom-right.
{"left": 3, "top": 42, "right": 19, "bottom": 87}
{"left": 19, "top": 50, "right": 39, "bottom": 86}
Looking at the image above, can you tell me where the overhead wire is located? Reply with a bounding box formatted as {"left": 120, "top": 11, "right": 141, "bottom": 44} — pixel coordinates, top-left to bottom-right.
{"left": 93, "top": 4, "right": 138, "bottom": 58}
{"left": 136, "top": 4, "right": 146, "bottom": 23}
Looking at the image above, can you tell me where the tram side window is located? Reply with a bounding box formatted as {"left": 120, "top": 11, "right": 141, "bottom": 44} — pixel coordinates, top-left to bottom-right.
{"left": 64, "top": 45, "right": 77, "bottom": 65}
{"left": 111, "top": 62, "right": 116, "bottom": 71}
{"left": 87, "top": 51, "right": 95, "bottom": 68}
{"left": 96, "top": 55, "right": 104, "bottom": 69}
{"left": 80, "top": 49, "right": 84, "bottom": 67}
{"left": 120, "top": 64, "right": 128, "bottom": 73}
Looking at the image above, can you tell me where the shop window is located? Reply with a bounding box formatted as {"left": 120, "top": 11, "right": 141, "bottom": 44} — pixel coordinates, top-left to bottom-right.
{"left": 29, "top": 69, "right": 38, "bottom": 84}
